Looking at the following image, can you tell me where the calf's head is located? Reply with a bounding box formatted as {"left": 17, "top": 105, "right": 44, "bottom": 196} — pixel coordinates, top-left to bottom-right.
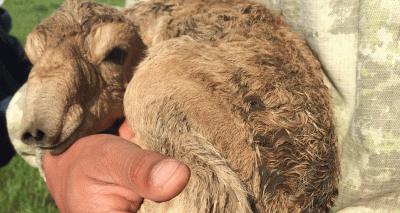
{"left": 20, "top": 0, "right": 145, "bottom": 154}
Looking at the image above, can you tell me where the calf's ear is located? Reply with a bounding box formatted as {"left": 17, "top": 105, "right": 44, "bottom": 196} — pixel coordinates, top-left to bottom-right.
{"left": 88, "top": 22, "right": 139, "bottom": 65}
{"left": 25, "top": 31, "right": 46, "bottom": 65}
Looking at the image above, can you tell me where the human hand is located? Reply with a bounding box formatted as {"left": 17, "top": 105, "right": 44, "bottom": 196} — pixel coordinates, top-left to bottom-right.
{"left": 43, "top": 120, "right": 190, "bottom": 213}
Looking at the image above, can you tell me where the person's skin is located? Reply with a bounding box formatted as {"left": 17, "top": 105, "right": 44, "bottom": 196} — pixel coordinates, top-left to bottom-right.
{"left": 43, "top": 120, "right": 190, "bottom": 213}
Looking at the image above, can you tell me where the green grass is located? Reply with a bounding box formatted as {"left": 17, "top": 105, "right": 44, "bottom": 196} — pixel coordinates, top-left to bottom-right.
{"left": 3, "top": 0, "right": 125, "bottom": 45}
{"left": 0, "top": 0, "right": 124, "bottom": 212}
{"left": 0, "top": 155, "right": 57, "bottom": 213}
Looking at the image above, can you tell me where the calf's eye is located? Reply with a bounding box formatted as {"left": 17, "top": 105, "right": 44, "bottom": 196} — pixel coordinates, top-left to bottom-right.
{"left": 104, "top": 47, "right": 127, "bottom": 65}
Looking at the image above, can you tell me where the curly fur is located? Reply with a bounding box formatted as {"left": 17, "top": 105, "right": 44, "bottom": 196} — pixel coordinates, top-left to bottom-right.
{"left": 124, "top": 0, "right": 340, "bottom": 212}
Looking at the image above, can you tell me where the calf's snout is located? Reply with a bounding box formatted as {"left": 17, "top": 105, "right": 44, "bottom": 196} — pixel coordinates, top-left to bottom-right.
{"left": 19, "top": 74, "right": 84, "bottom": 153}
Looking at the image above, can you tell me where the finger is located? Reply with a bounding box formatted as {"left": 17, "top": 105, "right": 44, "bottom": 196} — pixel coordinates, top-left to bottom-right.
{"left": 43, "top": 152, "right": 66, "bottom": 210}
{"left": 118, "top": 119, "right": 135, "bottom": 141}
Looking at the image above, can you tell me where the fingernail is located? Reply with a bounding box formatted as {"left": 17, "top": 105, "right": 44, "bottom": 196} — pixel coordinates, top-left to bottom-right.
{"left": 150, "top": 159, "right": 182, "bottom": 189}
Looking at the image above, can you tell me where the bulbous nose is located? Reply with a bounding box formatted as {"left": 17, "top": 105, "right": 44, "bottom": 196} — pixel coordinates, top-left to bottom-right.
{"left": 19, "top": 83, "right": 63, "bottom": 148}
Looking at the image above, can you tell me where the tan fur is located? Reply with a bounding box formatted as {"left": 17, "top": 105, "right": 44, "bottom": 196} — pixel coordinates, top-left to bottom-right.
{"left": 21, "top": 0, "right": 339, "bottom": 212}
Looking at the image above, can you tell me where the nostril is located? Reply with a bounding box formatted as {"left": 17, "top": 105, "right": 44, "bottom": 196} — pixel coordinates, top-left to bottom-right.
{"left": 22, "top": 132, "right": 33, "bottom": 141}
{"left": 35, "top": 130, "right": 45, "bottom": 142}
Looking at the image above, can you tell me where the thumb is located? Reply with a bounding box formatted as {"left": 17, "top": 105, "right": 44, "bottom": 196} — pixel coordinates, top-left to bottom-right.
{"left": 44, "top": 134, "right": 190, "bottom": 204}
{"left": 102, "top": 134, "right": 190, "bottom": 201}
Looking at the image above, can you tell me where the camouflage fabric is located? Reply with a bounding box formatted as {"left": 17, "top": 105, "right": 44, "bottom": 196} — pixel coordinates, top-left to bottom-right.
{"left": 6, "top": 0, "right": 400, "bottom": 212}
{"left": 258, "top": 0, "right": 400, "bottom": 212}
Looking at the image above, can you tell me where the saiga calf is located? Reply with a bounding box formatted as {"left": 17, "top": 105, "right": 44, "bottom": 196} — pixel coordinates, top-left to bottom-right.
{"left": 20, "top": 0, "right": 340, "bottom": 212}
